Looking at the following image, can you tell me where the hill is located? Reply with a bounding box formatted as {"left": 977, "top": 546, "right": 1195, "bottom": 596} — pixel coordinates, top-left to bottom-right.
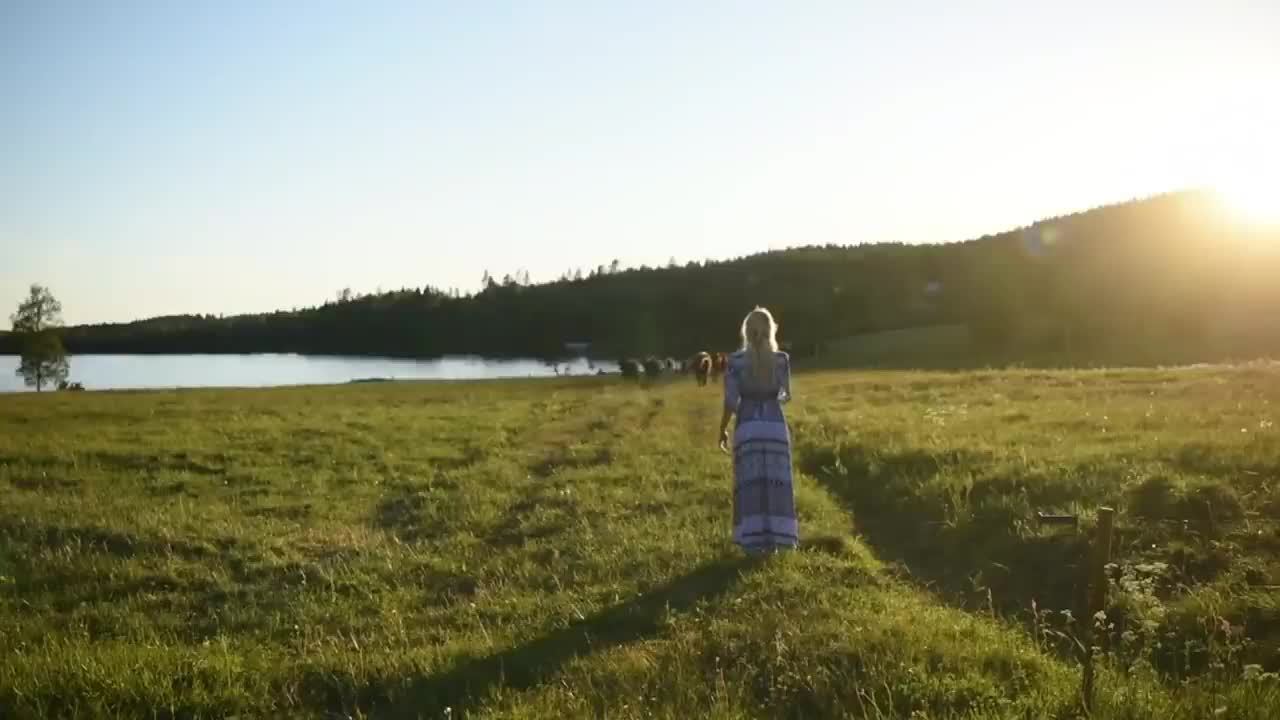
{"left": 4, "top": 190, "right": 1278, "bottom": 366}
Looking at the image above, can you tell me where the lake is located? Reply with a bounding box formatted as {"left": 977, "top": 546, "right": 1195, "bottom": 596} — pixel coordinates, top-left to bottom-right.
{"left": 0, "top": 354, "right": 604, "bottom": 393}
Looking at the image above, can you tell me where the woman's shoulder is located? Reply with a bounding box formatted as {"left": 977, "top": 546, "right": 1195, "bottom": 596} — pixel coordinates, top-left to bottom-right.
{"left": 728, "top": 349, "right": 788, "bottom": 369}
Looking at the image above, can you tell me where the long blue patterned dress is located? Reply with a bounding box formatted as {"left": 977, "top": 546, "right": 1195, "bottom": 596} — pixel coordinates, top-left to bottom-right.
{"left": 724, "top": 350, "right": 797, "bottom": 551}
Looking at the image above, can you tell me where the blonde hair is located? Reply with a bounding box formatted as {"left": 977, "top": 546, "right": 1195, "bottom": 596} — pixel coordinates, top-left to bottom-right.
{"left": 740, "top": 307, "right": 779, "bottom": 387}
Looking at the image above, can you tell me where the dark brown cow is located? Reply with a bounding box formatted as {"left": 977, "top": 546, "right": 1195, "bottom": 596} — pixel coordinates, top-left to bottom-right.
{"left": 711, "top": 352, "right": 728, "bottom": 377}
{"left": 642, "top": 357, "right": 664, "bottom": 380}
{"left": 688, "top": 352, "right": 712, "bottom": 387}
{"left": 619, "top": 358, "right": 643, "bottom": 379}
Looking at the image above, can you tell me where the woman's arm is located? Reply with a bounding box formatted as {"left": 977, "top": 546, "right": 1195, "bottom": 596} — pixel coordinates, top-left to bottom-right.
{"left": 718, "top": 407, "right": 734, "bottom": 451}
{"left": 720, "top": 360, "right": 739, "bottom": 450}
{"left": 779, "top": 353, "right": 792, "bottom": 403}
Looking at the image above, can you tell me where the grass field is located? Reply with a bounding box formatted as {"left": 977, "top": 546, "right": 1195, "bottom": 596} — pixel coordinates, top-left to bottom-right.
{"left": 2, "top": 367, "right": 1279, "bottom": 718}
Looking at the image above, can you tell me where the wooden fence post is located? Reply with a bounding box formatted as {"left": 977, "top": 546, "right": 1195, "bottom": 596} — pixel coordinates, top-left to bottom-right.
{"left": 1081, "top": 506, "right": 1115, "bottom": 713}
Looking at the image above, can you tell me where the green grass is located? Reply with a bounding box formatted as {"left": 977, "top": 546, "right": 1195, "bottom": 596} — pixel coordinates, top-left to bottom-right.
{"left": 2, "top": 369, "right": 1279, "bottom": 718}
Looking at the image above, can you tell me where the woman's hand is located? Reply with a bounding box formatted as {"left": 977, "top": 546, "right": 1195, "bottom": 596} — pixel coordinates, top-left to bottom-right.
{"left": 718, "top": 428, "right": 730, "bottom": 453}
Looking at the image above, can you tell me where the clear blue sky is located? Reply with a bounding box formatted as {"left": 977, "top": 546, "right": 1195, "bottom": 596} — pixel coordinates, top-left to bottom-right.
{"left": 3, "top": 1, "right": 1277, "bottom": 325}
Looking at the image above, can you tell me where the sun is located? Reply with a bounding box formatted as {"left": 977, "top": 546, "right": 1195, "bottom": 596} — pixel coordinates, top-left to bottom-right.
{"left": 1220, "top": 184, "right": 1280, "bottom": 226}
{"left": 1215, "top": 172, "right": 1280, "bottom": 228}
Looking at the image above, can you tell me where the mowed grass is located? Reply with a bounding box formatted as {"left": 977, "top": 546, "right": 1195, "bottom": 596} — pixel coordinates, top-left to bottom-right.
{"left": 1, "top": 368, "right": 1279, "bottom": 718}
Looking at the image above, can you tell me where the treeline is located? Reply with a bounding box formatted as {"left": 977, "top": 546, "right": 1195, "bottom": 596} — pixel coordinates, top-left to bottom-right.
{"left": 4, "top": 190, "right": 1277, "bottom": 364}
{"left": 0, "top": 246, "right": 967, "bottom": 359}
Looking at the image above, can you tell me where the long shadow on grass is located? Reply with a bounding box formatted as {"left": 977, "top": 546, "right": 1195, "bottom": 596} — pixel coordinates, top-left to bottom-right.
{"left": 0, "top": 518, "right": 234, "bottom": 561}
{"left": 380, "top": 555, "right": 761, "bottom": 718}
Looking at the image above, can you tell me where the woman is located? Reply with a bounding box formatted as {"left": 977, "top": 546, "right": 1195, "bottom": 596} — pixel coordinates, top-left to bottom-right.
{"left": 718, "top": 307, "right": 797, "bottom": 552}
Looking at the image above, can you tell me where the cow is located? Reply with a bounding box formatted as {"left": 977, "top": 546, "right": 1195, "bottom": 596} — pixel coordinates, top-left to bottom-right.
{"left": 688, "top": 352, "right": 712, "bottom": 387}
{"left": 619, "top": 358, "right": 642, "bottom": 379}
{"left": 642, "top": 357, "right": 664, "bottom": 380}
{"left": 711, "top": 352, "right": 728, "bottom": 377}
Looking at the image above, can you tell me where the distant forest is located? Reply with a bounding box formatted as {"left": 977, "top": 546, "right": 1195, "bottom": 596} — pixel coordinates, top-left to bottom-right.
{"left": 4, "top": 190, "right": 1278, "bottom": 366}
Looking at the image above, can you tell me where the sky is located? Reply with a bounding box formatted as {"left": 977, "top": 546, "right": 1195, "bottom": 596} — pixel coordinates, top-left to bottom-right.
{"left": 2, "top": 1, "right": 1278, "bottom": 325}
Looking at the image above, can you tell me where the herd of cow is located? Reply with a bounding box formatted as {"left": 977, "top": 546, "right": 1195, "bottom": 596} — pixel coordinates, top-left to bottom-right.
{"left": 617, "top": 351, "right": 728, "bottom": 386}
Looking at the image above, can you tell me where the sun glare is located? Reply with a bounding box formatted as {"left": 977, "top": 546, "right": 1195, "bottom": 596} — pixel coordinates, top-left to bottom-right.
{"left": 1216, "top": 172, "right": 1280, "bottom": 228}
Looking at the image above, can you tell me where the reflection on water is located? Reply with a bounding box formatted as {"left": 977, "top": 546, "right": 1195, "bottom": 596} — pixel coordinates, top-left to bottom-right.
{"left": 0, "top": 354, "right": 604, "bottom": 393}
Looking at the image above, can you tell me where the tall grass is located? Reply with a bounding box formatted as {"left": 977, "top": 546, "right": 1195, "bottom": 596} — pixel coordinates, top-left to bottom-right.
{"left": 1, "top": 369, "right": 1278, "bottom": 718}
